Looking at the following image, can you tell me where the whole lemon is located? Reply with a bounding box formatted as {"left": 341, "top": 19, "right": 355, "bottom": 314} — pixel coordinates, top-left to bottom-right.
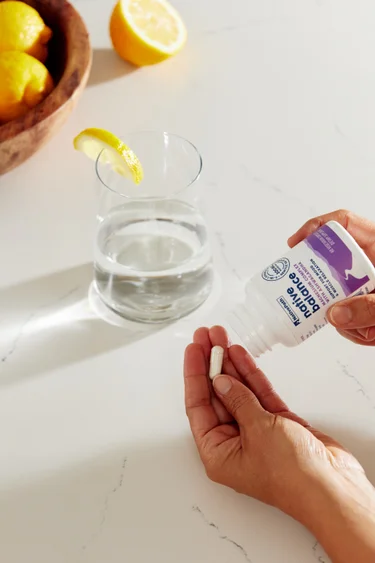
{"left": 0, "top": 51, "right": 54, "bottom": 123}
{"left": 0, "top": 1, "right": 52, "bottom": 63}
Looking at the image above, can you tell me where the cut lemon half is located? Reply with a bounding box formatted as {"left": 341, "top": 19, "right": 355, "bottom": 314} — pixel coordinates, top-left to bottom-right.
{"left": 110, "top": 0, "right": 187, "bottom": 66}
{"left": 73, "top": 128, "right": 144, "bottom": 184}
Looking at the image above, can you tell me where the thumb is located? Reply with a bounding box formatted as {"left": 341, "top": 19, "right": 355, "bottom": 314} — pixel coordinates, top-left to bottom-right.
{"left": 328, "top": 294, "right": 375, "bottom": 329}
{"left": 213, "top": 375, "right": 263, "bottom": 425}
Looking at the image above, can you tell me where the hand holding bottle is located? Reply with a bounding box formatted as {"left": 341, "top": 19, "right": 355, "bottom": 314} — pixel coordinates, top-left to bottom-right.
{"left": 289, "top": 210, "right": 375, "bottom": 346}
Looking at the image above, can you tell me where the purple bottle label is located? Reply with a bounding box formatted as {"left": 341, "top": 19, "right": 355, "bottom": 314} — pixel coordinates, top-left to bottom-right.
{"left": 304, "top": 225, "right": 369, "bottom": 296}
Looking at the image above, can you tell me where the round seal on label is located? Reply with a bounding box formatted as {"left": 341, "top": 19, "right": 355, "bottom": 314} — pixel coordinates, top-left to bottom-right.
{"left": 261, "top": 258, "right": 290, "bottom": 281}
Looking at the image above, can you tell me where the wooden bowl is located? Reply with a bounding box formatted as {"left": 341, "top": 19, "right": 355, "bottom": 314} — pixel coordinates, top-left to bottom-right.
{"left": 0, "top": 0, "right": 92, "bottom": 175}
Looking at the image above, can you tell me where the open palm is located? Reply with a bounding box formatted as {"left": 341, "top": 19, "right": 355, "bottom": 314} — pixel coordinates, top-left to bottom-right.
{"left": 184, "top": 326, "right": 366, "bottom": 515}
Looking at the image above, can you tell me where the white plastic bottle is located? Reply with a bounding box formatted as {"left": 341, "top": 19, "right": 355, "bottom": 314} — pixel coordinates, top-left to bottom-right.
{"left": 228, "top": 221, "right": 375, "bottom": 357}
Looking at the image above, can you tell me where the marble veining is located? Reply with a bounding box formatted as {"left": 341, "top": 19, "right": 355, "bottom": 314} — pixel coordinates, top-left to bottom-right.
{"left": 192, "top": 505, "right": 253, "bottom": 562}
{"left": 337, "top": 361, "right": 375, "bottom": 412}
{"left": 0, "top": 285, "right": 80, "bottom": 366}
{"left": 215, "top": 231, "right": 243, "bottom": 281}
{"left": 82, "top": 456, "right": 127, "bottom": 551}
{"left": 333, "top": 122, "right": 346, "bottom": 139}
{"left": 249, "top": 172, "right": 317, "bottom": 216}
{"left": 312, "top": 540, "right": 329, "bottom": 562}
{"left": 1, "top": 310, "right": 36, "bottom": 364}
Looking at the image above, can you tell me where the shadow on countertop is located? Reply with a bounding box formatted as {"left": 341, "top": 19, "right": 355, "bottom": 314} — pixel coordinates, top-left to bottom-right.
{"left": 0, "top": 263, "right": 165, "bottom": 386}
{"left": 87, "top": 48, "right": 137, "bottom": 87}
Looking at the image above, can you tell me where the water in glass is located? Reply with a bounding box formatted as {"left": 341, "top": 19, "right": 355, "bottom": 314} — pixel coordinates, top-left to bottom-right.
{"left": 94, "top": 199, "right": 212, "bottom": 322}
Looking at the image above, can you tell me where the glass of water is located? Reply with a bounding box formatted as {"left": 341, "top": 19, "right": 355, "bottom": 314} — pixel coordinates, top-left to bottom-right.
{"left": 94, "top": 131, "right": 213, "bottom": 323}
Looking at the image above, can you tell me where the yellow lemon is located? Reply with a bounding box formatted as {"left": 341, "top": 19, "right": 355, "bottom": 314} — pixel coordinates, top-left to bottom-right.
{"left": 109, "top": 0, "right": 187, "bottom": 66}
{"left": 73, "top": 128, "right": 144, "bottom": 184}
{"left": 0, "top": 51, "right": 54, "bottom": 123}
{"left": 0, "top": 0, "right": 52, "bottom": 63}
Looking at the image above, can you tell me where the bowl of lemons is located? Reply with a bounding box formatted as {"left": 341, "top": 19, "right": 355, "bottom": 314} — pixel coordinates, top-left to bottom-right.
{"left": 0, "top": 0, "right": 92, "bottom": 175}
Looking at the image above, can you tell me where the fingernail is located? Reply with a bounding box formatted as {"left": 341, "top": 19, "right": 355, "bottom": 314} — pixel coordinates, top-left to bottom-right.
{"left": 329, "top": 304, "right": 353, "bottom": 326}
{"left": 213, "top": 375, "right": 232, "bottom": 395}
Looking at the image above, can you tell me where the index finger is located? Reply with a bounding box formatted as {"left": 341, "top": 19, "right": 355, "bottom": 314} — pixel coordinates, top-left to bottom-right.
{"left": 287, "top": 210, "right": 375, "bottom": 263}
{"left": 184, "top": 344, "right": 219, "bottom": 440}
{"left": 193, "top": 327, "right": 211, "bottom": 368}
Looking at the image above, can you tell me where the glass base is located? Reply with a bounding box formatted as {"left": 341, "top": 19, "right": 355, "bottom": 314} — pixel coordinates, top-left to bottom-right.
{"left": 91, "top": 277, "right": 214, "bottom": 324}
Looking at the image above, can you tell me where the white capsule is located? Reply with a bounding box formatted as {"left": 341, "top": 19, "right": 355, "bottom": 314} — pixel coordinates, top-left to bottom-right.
{"left": 209, "top": 346, "right": 224, "bottom": 380}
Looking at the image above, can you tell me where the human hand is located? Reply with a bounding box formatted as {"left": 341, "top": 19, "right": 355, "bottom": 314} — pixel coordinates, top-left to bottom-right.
{"left": 184, "top": 326, "right": 375, "bottom": 563}
{"left": 288, "top": 209, "right": 375, "bottom": 346}
{"left": 184, "top": 326, "right": 368, "bottom": 517}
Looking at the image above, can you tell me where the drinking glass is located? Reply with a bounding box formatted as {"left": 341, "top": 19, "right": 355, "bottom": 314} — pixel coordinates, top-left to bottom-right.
{"left": 94, "top": 131, "right": 213, "bottom": 323}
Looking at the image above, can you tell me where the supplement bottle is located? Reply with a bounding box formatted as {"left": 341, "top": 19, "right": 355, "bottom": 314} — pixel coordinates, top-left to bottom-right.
{"left": 228, "top": 221, "right": 375, "bottom": 357}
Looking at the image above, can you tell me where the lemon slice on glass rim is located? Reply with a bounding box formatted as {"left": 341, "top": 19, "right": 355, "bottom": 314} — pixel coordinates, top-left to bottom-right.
{"left": 73, "top": 128, "right": 144, "bottom": 184}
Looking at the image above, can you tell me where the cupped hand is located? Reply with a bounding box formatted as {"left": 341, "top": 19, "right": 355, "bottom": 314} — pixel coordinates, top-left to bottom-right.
{"left": 288, "top": 209, "right": 375, "bottom": 346}
{"left": 184, "top": 326, "right": 367, "bottom": 523}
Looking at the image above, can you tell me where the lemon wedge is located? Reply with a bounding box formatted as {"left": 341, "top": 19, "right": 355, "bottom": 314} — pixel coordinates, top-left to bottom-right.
{"left": 73, "top": 128, "right": 144, "bottom": 184}
{"left": 110, "top": 0, "right": 187, "bottom": 66}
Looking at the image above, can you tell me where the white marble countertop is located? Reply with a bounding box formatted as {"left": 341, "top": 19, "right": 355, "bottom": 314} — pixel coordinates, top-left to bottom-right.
{"left": 1, "top": 0, "right": 375, "bottom": 561}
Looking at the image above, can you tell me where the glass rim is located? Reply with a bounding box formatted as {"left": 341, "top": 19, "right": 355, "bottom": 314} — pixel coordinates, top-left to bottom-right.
{"left": 95, "top": 130, "right": 203, "bottom": 199}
